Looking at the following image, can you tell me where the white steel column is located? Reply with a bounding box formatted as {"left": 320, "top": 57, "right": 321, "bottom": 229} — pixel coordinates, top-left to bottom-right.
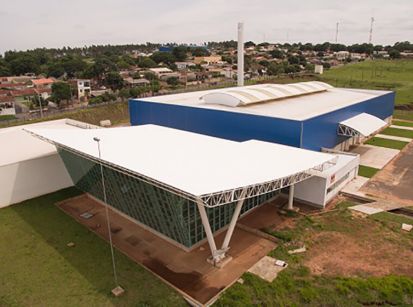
{"left": 196, "top": 200, "right": 219, "bottom": 259}
{"left": 221, "top": 189, "right": 247, "bottom": 251}
{"left": 237, "top": 22, "right": 244, "bottom": 87}
{"left": 288, "top": 184, "right": 295, "bottom": 210}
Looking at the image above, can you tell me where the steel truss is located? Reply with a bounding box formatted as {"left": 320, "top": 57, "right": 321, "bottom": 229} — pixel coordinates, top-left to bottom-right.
{"left": 337, "top": 124, "right": 361, "bottom": 137}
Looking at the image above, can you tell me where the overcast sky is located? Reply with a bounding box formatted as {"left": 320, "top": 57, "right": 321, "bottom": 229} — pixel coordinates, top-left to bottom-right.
{"left": 0, "top": 0, "right": 412, "bottom": 54}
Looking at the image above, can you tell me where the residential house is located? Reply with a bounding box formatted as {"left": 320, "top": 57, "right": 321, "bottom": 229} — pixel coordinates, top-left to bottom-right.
{"left": 0, "top": 95, "right": 16, "bottom": 115}
{"left": 149, "top": 68, "right": 180, "bottom": 80}
{"left": 193, "top": 55, "right": 222, "bottom": 65}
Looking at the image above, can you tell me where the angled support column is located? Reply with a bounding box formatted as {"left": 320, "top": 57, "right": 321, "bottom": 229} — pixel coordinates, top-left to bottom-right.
{"left": 196, "top": 200, "right": 221, "bottom": 262}
{"left": 221, "top": 188, "right": 247, "bottom": 251}
{"left": 288, "top": 184, "right": 295, "bottom": 210}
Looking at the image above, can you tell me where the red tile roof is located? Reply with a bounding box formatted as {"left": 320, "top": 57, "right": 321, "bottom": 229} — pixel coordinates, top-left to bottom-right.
{"left": 11, "top": 88, "right": 37, "bottom": 97}
{"left": 0, "top": 96, "right": 15, "bottom": 103}
{"left": 31, "top": 78, "right": 55, "bottom": 86}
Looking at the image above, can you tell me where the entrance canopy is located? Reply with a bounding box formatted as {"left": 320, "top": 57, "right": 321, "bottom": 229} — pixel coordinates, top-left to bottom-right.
{"left": 338, "top": 113, "right": 387, "bottom": 137}
{"left": 25, "top": 125, "right": 336, "bottom": 207}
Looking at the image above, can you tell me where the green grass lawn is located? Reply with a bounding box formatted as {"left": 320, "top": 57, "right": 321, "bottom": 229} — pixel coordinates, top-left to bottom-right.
{"left": 320, "top": 59, "right": 413, "bottom": 105}
{"left": 216, "top": 202, "right": 413, "bottom": 306}
{"left": 365, "top": 137, "right": 409, "bottom": 150}
{"left": 0, "top": 188, "right": 184, "bottom": 307}
{"left": 381, "top": 127, "right": 413, "bottom": 139}
{"left": 358, "top": 165, "right": 380, "bottom": 178}
{"left": 392, "top": 120, "right": 413, "bottom": 127}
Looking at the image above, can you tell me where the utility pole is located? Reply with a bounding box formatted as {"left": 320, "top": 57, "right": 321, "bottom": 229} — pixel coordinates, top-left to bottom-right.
{"left": 335, "top": 22, "right": 339, "bottom": 43}
{"left": 369, "top": 17, "right": 374, "bottom": 44}
{"left": 93, "top": 137, "right": 124, "bottom": 297}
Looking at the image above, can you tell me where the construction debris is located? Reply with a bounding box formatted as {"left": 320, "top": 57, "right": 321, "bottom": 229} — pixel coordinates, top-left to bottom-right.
{"left": 288, "top": 246, "right": 306, "bottom": 254}
{"left": 402, "top": 223, "right": 413, "bottom": 232}
{"left": 111, "top": 286, "right": 125, "bottom": 297}
{"left": 248, "top": 256, "right": 288, "bottom": 282}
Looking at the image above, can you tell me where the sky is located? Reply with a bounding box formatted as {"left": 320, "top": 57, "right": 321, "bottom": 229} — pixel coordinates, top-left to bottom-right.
{"left": 0, "top": 0, "right": 412, "bottom": 54}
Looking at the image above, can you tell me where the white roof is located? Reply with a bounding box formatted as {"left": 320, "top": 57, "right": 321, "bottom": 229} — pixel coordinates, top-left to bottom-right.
{"left": 25, "top": 125, "right": 336, "bottom": 206}
{"left": 339, "top": 113, "right": 388, "bottom": 136}
{"left": 137, "top": 83, "right": 391, "bottom": 121}
{"left": 0, "top": 119, "right": 99, "bottom": 167}
{"left": 202, "top": 82, "right": 332, "bottom": 107}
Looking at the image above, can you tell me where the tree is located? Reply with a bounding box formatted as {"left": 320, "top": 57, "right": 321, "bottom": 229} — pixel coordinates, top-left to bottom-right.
{"left": 51, "top": 82, "right": 71, "bottom": 105}
{"left": 267, "top": 62, "right": 284, "bottom": 76}
{"left": 166, "top": 76, "right": 179, "bottom": 87}
{"left": 143, "top": 71, "right": 157, "bottom": 80}
{"left": 192, "top": 47, "right": 209, "bottom": 57}
{"left": 389, "top": 49, "right": 401, "bottom": 59}
{"left": 32, "top": 95, "right": 48, "bottom": 107}
{"left": 137, "top": 57, "right": 157, "bottom": 68}
{"left": 61, "top": 56, "right": 87, "bottom": 77}
{"left": 244, "top": 41, "right": 255, "bottom": 48}
{"left": 150, "top": 52, "right": 176, "bottom": 65}
{"left": 119, "top": 88, "right": 131, "bottom": 101}
{"left": 105, "top": 71, "right": 124, "bottom": 90}
{"left": 172, "top": 46, "right": 188, "bottom": 61}
{"left": 47, "top": 63, "right": 65, "bottom": 78}
{"left": 270, "top": 50, "right": 284, "bottom": 59}
{"left": 8, "top": 54, "right": 40, "bottom": 75}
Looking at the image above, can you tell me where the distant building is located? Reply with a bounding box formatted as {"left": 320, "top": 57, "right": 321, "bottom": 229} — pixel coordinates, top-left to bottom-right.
{"left": 193, "top": 55, "right": 222, "bottom": 65}
{"left": 0, "top": 95, "right": 16, "bottom": 115}
{"left": 314, "top": 64, "right": 324, "bottom": 74}
{"left": 175, "top": 62, "right": 196, "bottom": 70}
{"left": 73, "top": 79, "right": 91, "bottom": 100}
{"left": 31, "top": 78, "right": 55, "bottom": 99}
{"left": 149, "top": 68, "right": 180, "bottom": 80}
{"left": 123, "top": 77, "right": 150, "bottom": 87}
{"left": 335, "top": 51, "right": 350, "bottom": 61}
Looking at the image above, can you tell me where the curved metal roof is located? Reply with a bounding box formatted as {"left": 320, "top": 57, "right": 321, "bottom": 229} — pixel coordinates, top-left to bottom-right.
{"left": 201, "top": 81, "right": 333, "bottom": 107}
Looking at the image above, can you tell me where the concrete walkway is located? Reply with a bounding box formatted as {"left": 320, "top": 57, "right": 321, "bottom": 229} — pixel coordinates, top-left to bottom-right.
{"left": 376, "top": 133, "right": 412, "bottom": 143}
{"left": 391, "top": 125, "right": 413, "bottom": 131}
{"left": 342, "top": 176, "right": 369, "bottom": 195}
{"left": 351, "top": 144, "right": 400, "bottom": 169}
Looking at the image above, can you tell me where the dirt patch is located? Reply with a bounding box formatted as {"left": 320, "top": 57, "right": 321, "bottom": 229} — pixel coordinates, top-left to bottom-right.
{"left": 304, "top": 231, "right": 413, "bottom": 277}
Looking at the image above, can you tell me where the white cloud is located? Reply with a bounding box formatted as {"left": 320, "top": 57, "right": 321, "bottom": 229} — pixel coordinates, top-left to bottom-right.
{"left": 0, "top": 0, "right": 412, "bottom": 53}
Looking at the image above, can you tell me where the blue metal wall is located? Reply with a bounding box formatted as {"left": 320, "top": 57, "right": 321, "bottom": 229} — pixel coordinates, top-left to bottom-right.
{"left": 302, "top": 92, "right": 395, "bottom": 151}
{"left": 129, "top": 100, "right": 302, "bottom": 147}
{"left": 129, "top": 91, "right": 395, "bottom": 151}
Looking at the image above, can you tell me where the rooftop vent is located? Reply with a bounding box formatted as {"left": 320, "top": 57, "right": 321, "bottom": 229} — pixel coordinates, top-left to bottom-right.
{"left": 201, "top": 81, "right": 333, "bottom": 107}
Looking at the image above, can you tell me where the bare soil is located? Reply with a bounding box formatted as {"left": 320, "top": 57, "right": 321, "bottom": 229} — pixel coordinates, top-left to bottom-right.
{"left": 362, "top": 141, "right": 413, "bottom": 206}
{"left": 304, "top": 227, "right": 413, "bottom": 277}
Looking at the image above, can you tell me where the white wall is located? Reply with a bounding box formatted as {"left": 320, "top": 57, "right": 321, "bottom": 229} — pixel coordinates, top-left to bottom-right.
{"left": 294, "top": 176, "right": 327, "bottom": 207}
{"left": 0, "top": 154, "right": 73, "bottom": 208}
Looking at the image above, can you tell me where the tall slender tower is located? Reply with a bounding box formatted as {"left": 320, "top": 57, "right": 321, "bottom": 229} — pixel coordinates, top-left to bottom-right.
{"left": 369, "top": 17, "right": 374, "bottom": 44}
{"left": 335, "top": 22, "right": 339, "bottom": 43}
{"left": 237, "top": 22, "right": 244, "bottom": 87}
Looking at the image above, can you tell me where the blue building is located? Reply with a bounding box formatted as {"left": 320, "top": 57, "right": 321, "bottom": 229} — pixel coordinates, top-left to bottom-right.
{"left": 129, "top": 81, "right": 394, "bottom": 151}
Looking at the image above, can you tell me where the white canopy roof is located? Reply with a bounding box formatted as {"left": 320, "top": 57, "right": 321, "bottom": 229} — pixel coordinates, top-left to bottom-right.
{"left": 201, "top": 81, "right": 332, "bottom": 107}
{"left": 338, "top": 113, "right": 387, "bottom": 137}
{"left": 25, "top": 125, "right": 336, "bottom": 207}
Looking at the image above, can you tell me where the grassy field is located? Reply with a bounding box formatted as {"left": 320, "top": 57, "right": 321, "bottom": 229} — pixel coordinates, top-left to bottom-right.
{"left": 321, "top": 59, "right": 413, "bottom": 105}
{"left": 0, "top": 102, "right": 129, "bottom": 129}
{"left": 381, "top": 127, "right": 413, "bottom": 139}
{"left": 0, "top": 188, "right": 185, "bottom": 307}
{"left": 358, "top": 165, "right": 380, "bottom": 178}
{"left": 365, "top": 137, "right": 409, "bottom": 150}
{"left": 393, "top": 120, "right": 413, "bottom": 127}
{"left": 217, "top": 201, "right": 413, "bottom": 306}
